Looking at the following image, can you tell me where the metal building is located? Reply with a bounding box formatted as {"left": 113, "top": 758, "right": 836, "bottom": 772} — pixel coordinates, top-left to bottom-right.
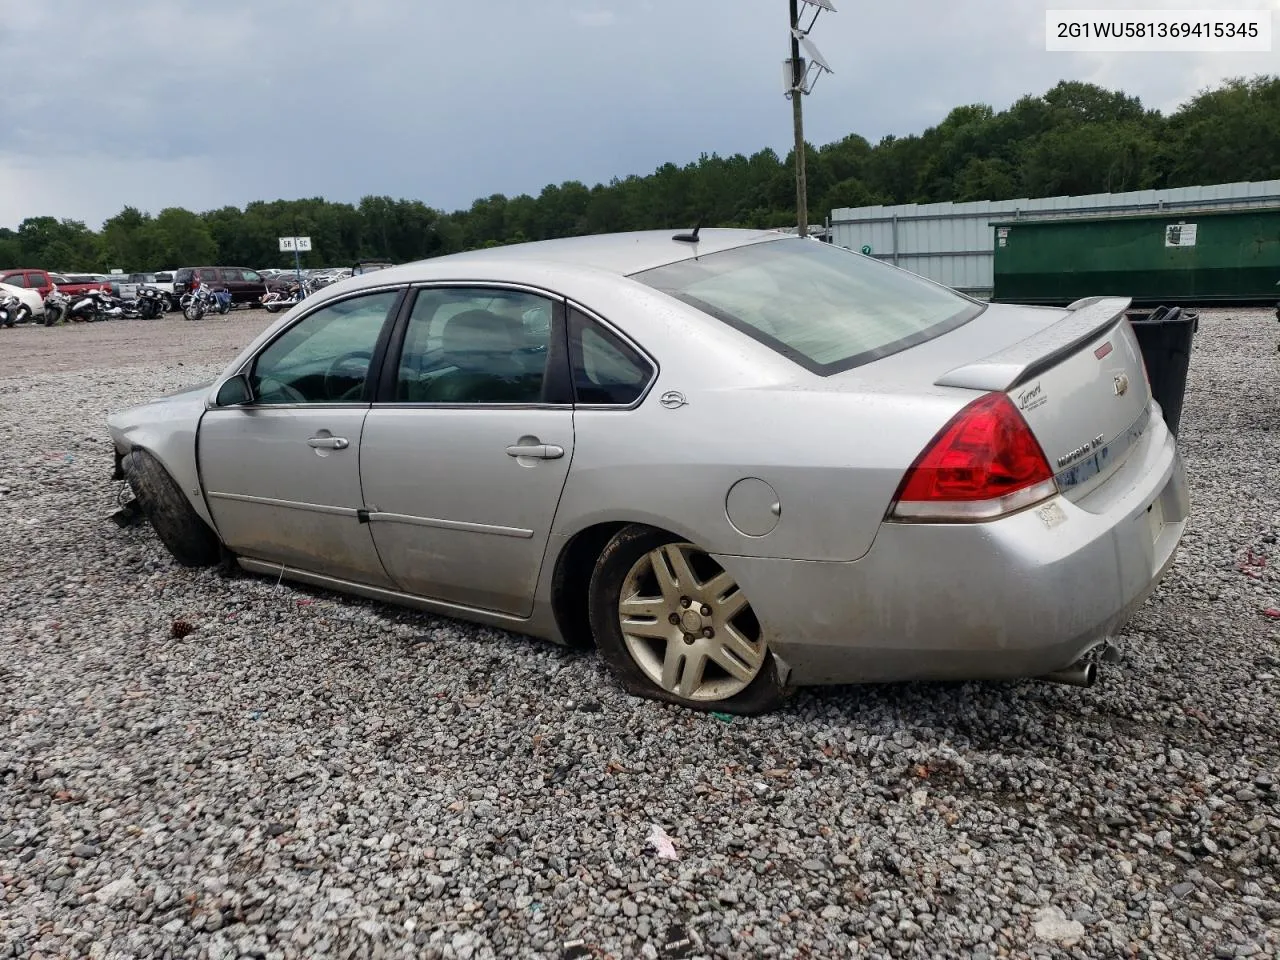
{"left": 828, "top": 180, "right": 1280, "bottom": 298}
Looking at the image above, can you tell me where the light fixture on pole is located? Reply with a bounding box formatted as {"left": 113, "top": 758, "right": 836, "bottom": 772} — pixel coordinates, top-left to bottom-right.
{"left": 784, "top": 0, "right": 836, "bottom": 238}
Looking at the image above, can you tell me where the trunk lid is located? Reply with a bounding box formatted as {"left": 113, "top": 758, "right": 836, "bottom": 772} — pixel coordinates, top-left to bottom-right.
{"left": 934, "top": 296, "right": 1151, "bottom": 502}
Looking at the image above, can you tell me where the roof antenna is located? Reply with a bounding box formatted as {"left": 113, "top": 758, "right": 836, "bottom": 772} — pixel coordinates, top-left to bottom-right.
{"left": 673, "top": 222, "right": 703, "bottom": 243}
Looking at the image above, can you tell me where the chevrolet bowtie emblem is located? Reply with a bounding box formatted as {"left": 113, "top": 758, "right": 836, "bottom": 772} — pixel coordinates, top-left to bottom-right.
{"left": 1113, "top": 373, "right": 1130, "bottom": 397}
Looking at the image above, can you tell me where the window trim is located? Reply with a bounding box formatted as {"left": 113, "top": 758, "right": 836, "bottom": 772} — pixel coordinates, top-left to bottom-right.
{"left": 565, "top": 299, "right": 659, "bottom": 411}
{"left": 370, "top": 281, "right": 573, "bottom": 409}
{"left": 225, "top": 284, "right": 408, "bottom": 410}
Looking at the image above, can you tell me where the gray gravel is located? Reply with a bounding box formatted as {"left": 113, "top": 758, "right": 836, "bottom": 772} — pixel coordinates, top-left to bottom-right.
{"left": 1, "top": 308, "right": 1278, "bottom": 960}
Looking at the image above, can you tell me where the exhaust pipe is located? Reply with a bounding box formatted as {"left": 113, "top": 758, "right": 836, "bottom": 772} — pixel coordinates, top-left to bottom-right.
{"left": 1039, "top": 660, "right": 1098, "bottom": 688}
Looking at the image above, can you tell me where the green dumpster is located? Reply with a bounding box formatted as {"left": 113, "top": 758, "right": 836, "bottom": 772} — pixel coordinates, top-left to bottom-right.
{"left": 992, "top": 207, "right": 1280, "bottom": 306}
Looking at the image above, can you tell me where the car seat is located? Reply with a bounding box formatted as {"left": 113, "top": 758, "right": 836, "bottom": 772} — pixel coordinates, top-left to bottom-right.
{"left": 415, "top": 309, "right": 543, "bottom": 403}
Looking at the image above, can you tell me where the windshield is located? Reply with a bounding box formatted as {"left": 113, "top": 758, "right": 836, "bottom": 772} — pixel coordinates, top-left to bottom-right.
{"left": 633, "top": 238, "right": 982, "bottom": 375}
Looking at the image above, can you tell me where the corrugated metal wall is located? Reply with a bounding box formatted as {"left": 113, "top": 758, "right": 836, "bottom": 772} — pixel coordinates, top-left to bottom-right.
{"left": 828, "top": 180, "right": 1280, "bottom": 297}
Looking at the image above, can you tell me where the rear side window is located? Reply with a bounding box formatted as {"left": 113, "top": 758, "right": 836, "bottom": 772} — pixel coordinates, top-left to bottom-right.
{"left": 393, "top": 287, "right": 560, "bottom": 404}
{"left": 155, "top": 273, "right": 173, "bottom": 282}
{"left": 200, "top": 269, "right": 218, "bottom": 282}
{"left": 568, "top": 308, "right": 653, "bottom": 405}
{"left": 633, "top": 238, "right": 982, "bottom": 376}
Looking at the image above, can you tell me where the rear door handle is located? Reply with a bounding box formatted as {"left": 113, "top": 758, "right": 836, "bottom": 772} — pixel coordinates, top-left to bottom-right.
{"left": 506, "top": 443, "right": 564, "bottom": 460}
{"left": 307, "top": 436, "right": 349, "bottom": 450}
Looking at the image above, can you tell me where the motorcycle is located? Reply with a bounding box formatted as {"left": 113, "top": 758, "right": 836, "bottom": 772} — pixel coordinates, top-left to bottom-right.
{"left": 135, "top": 285, "right": 168, "bottom": 320}
{"left": 67, "top": 289, "right": 114, "bottom": 322}
{"left": 0, "top": 292, "right": 20, "bottom": 327}
{"left": 94, "top": 291, "right": 126, "bottom": 320}
{"left": 180, "top": 286, "right": 232, "bottom": 321}
{"left": 44, "top": 289, "right": 70, "bottom": 326}
{"left": 260, "top": 277, "right": 316, "bottom": 313}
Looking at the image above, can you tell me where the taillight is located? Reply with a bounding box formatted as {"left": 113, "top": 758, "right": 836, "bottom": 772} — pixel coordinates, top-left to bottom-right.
{"left": 889, "top": 392, "right": 1057, "bottom": 522}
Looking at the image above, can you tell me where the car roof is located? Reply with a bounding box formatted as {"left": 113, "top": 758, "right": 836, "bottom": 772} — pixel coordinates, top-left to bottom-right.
{"left": 402, "top": 228, "right": 785, "bottom": 277}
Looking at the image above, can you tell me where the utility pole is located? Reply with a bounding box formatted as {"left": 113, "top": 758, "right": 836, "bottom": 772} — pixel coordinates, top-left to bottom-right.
{"left": 789, "top": 0, "right": 808, "bottom": 238}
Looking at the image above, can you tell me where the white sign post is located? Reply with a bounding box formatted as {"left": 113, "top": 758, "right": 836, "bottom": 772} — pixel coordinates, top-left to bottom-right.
{"left": 278, "top": 236, "right": 313, "bottom": 285}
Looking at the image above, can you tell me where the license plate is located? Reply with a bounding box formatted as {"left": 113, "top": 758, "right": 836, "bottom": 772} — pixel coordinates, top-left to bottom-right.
{"left": 1145, "top": 496, "right": 1165, "bottom": 543}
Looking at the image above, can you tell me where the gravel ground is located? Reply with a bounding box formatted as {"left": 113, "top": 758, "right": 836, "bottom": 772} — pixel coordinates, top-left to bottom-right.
{"left": 1, "top": 309, "right": 1278, "bottom": 960}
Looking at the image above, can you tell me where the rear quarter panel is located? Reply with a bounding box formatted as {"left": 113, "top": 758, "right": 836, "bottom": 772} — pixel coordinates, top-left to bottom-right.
{"left": 536, "top": 277, "right": 974, "bottom": 563}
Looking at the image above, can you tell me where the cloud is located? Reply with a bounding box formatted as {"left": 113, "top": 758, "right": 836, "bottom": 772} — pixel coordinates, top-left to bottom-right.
{"left": 0, "top": 0, "right": 1275, "bottom": 228}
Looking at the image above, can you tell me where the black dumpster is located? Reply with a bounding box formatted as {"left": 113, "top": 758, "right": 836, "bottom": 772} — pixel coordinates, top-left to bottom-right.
{"left": 1126, "top": 306, "right": 1198, "bottom": 439}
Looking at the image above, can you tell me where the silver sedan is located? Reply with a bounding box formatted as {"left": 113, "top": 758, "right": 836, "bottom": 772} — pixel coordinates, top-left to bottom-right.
{"left": 107, "top": 229, "right": 1188, "bottom": 713}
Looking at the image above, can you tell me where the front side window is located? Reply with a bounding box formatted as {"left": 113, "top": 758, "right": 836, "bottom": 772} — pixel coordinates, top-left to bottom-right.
{"left": 251, "top": 290, "right": 399, "bottom": 404}
{"left": 633, "top": 238, "right": 982, "bottom": 375}
{"left": 393, "top": 288, "right": 557, "bottom": 404}
{"left": 199, "top": 269, "right": 217, "bottom": 283}
{"left": 242, "top": 270, "right": 262, "bottom": 282}
{"left": 4, "top": 273, "right": 27, "bottom": 288}
{"left": 568, "top": 308, "right": 653, "bottom": 405}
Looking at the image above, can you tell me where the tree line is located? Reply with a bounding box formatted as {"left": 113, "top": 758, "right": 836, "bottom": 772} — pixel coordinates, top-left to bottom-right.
{"left": 2, "top": 75, "right": 1276, "bottom": 274}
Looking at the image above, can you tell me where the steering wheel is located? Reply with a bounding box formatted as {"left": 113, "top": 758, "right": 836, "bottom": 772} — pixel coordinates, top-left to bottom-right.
{"left": 325, "top": 350, "right": 373, "bottom": 402}
{"left": 256, "top": 377, "right": 307, "bottom": 404}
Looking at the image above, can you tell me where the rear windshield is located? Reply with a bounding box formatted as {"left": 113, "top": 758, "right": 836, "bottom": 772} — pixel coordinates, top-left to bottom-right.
{"left": 633, "top": 238, "right": 982, "bottom": 375}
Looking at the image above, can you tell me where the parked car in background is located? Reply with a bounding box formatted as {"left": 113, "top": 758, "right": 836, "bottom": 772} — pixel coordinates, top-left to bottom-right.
{"left": 0, "top": 280, "right": 46, "bottom": 323}
{"left": 106, "top": 228, "right": 1188, "bottom": 714}
{"left": 2, "top": 269, "right": 111, "bottom": 299}
{"left": 172, "top": 267, "right": 267, "bottom": 306}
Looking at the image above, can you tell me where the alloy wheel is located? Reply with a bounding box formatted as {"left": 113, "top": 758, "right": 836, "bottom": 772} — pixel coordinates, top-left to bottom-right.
{"left": 617, "top": 542, "right": 765, "bottom": 702}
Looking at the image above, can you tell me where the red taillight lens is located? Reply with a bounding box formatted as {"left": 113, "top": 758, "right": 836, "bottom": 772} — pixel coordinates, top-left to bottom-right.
{"left": 889, "top": 392, "right": 1057, "bottom": 522}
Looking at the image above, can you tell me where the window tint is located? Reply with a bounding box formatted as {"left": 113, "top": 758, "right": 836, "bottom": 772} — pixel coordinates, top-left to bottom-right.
{"left": 568, "top": 309, "right": 653, "bottom": 405}
{"left": 394, "top": 288, "right": 556, "bottom": 404}
{"left": 199, "top": 269, "right": 218, "bottom": 282}
{"left": 242, "top": 270, "right": 262, "bottom": 282}
{"left": 634, "top": 238, "right": 982, "bottom": 375}
{"left": 251, "top": 290, "right": 399, "bottom": 404}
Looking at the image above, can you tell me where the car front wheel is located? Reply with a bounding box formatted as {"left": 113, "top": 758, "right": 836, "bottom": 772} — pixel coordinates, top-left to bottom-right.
{"left": 588, "top": 524, "right": 787, "bottom": 714}
{"left": 123, "top": 449, "right": 222, "bottom": 567}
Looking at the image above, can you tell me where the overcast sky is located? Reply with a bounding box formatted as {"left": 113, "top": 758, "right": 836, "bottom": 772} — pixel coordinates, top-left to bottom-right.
{"left": 0, "top": 0, "right": 1276, "bottom": 229}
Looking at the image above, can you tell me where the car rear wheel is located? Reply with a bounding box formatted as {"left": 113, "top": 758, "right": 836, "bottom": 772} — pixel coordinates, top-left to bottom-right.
{"left": 588, "top": 524, "right": 786, "bottom": 714}
{"left": 123, "top": 449, "right": 222, "bottom": 567}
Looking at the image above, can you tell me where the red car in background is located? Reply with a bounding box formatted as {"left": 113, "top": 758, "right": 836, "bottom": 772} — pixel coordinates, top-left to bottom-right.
{"left": 0, "top": 268, "right": 110, "bottom": 299}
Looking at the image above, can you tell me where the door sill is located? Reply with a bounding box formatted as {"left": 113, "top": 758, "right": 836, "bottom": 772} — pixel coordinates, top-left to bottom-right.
{"left": 236, "top": 557, "right": 535, "bottom": 629}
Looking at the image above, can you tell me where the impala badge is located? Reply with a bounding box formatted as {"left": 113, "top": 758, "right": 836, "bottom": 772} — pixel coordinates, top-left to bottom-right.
{"left": 659, "top": 391, "right": 688, "bottom": 409}
{"left": 1113, "top": 373, "right": 1130, "bottom": 397}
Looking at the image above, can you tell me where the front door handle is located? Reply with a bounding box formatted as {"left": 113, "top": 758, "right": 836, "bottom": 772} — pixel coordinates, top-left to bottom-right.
{"left": 308, "top": 436, "right": 349, "bottom": 450}
{"left": 506, "top": 443, "right": 564, "bottom": 460}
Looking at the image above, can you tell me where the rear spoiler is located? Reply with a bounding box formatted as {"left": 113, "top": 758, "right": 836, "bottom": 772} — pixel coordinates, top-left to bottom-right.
{"left": 935, "top": 296, "right": 1132, "bottom": 392}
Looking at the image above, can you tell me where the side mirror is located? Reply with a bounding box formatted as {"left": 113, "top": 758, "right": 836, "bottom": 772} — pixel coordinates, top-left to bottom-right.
{"left": 214, "top": 374, "right": 254, "bottom": 407}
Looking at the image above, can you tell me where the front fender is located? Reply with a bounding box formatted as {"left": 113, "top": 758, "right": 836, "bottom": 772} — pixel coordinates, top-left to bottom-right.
{"left": 107, "top": 384, "right": 214, "bottom": 528}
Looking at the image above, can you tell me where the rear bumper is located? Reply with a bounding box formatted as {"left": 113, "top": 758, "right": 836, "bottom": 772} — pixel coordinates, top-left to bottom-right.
{"left": 715, "top": 416, "right": 1188, "bottom": 686}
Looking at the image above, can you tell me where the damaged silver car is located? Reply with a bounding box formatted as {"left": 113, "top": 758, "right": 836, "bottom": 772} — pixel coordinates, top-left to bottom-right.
{"left": 108, "top": 229, "right": 1188, "bottom": 713}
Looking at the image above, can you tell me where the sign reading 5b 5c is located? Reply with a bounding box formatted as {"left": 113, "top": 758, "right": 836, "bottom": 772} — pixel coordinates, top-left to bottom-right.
{"left": 278, "top": 236, "right": 313, "bottom": 252}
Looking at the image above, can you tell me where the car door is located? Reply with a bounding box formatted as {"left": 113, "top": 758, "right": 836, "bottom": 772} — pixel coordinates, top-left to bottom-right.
{"left": 240, "top": 268, "right": 266, "bottom": 303}
{"left": 197, "top": 287, "right": 405, "bottom": 587}
{"left": 359, "top": 286, "right": 575, "bottom": 616}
